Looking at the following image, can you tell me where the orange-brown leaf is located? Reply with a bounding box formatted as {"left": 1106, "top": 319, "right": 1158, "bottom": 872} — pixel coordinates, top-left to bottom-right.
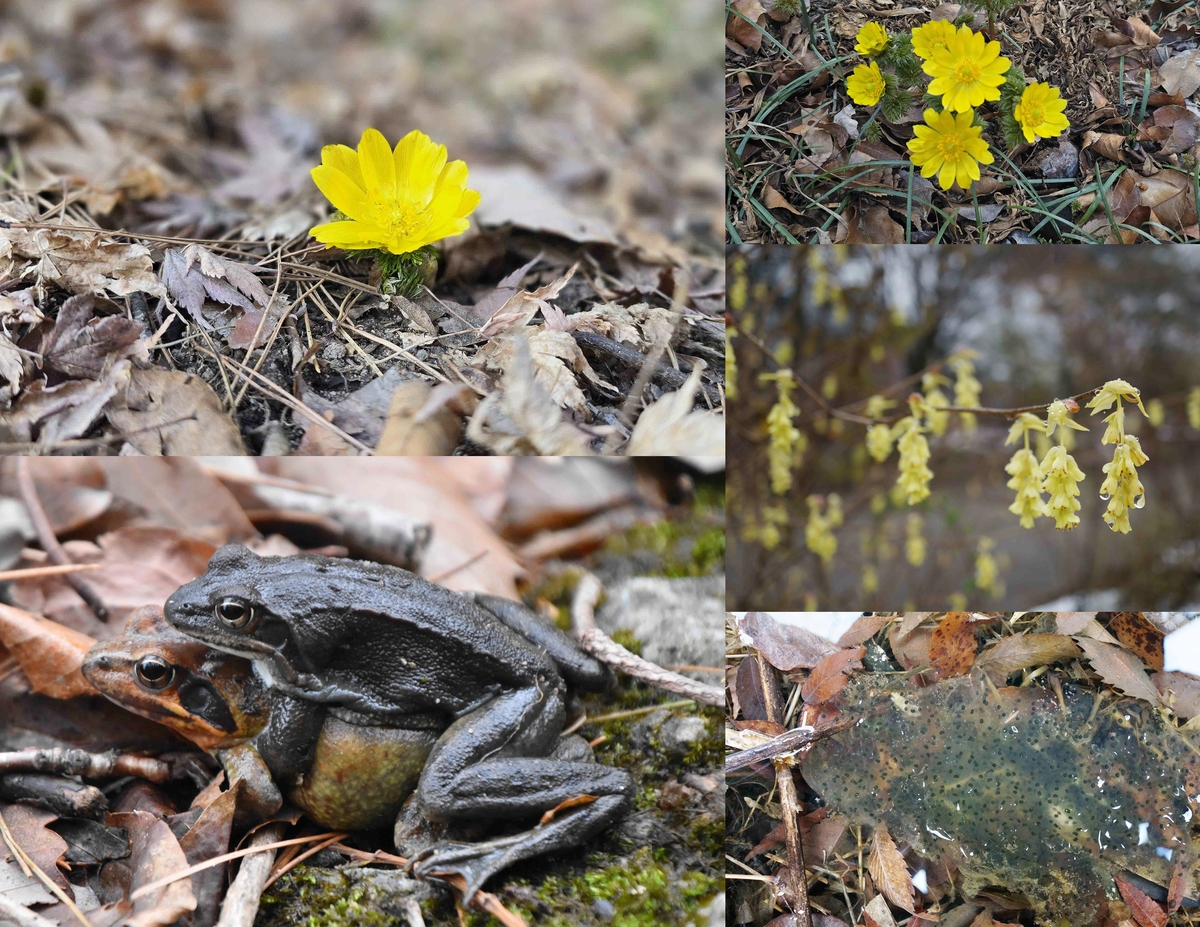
{"left": 975, "top": 633, "right": 1082, "bottom": 679}
{"left": 1075, "top": 637, "right": 1162, "bottom": 707}
{"left": 929, "top": 612, "right": 977, "bottom": 680}
{"left": 0, "top": 603, "right": 97, "bottom": 698}
{"left": 1108, "top": 612, "right": 1164, "bottom": 671}
{"left": 1167, "top": 861, "right": 1187, "bottom": 914}
{"left": 868, "top": 823, "right": 914, "bottom": 913}
{"left": 1114, "top": 873, "right": 1167, "bottom": 927}
{"left": 802, "top": 647, "right": 864, "bottom": 705}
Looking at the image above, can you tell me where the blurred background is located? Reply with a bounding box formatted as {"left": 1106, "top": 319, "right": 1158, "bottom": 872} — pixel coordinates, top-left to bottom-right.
{"left": 0, "top": 0, "right": 721, "bottom": 257}
{"left": 728, "top": 246, "right": 1200, "bottom": 611}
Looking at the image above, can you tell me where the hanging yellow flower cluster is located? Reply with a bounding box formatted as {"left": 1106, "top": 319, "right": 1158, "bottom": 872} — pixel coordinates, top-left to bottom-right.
{"left": 1004, "top": 412, "right": 1047, "bottom": 528}
{"left": 895, "top": 396, "right": 933, "bottom": 504}
{"left": 726, "top": 327, "right": 738, "bottom": 401}
{"left": 864, "top": 394, "right": 898, "bottom": 461}
{"left": 905, "top": 513, "right": 926, "bottom": 566}
{"left": 1087, "top": 379, "right": 1150, "bottom": 535}
{"left": 975, "top": 537, "right": 1003, "bottom": 597}
{"left": 950, "top": 351, "right": 982, "bottom": 431}
{"left": 761, "top": 371, "right": 803, "bottom": 495}
{"left": 805, "top": 494, "right": 844, "bottom": 566}
{"left": 1040, "top": 399, "right": 1088, "bottom": 530}
{"left": 922, "top": 372, "right": 952, "bottom": 436}
{"left": 1189, "top": 386, "right": 1200, "bottom": 430}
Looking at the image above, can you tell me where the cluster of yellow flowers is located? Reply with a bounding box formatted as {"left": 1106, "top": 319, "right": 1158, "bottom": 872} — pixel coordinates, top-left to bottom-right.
{"left": 1087, "top": 379, "right": 1150, "bottom": 534}
{"left": 761, "top": 371, "right": 803, "bottom": 495}
{"left": 1188, "top": 386, "right": 1200, "bottom": 430}
{"left": 805, "top": 495, "right": 844, "bottom": 566}
{"left": 949, "top": 352, "right": 982, "bottom": 430}
{"left": 975, "top": 537, "right": 1003, "bottom": 597}
{"left": 894, "top": 398, "right": 934, "bottom": 504}
{"left": 1041, "top": 400, "right": 1088, "bottom": 530}
{"left": 845, "top": 20, "right": 1070, "bottom": 191}
{"left": 905, "top": 513, "right": 926, "bottom": 566}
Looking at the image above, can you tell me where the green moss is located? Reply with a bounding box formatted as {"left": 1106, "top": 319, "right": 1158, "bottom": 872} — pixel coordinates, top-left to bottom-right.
{"left": 609, "top": 628, "right": 643, "bottom": 656}
{"left": 600, "top": 479, "right": 725, "bottom": 579}
{"left": 258, "top": 870, "right": 400, "bottom": 927}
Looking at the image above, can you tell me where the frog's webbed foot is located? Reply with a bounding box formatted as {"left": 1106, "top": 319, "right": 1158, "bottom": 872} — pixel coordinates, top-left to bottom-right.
{"left": 409, "top": 794, "right": 630, "bottom": 904}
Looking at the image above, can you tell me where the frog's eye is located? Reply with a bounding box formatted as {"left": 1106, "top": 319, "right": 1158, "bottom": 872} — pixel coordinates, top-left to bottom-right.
{"left": 135, "top": 656, "right": 175, "bottom": 690}
{"left": 215, "top": 597, "right": 255, "bottom": 629}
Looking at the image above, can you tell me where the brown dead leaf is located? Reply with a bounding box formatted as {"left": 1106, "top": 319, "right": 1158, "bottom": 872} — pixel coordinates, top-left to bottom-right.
{"left": 1082, "top": 131, "right": 1125, "bottom": 162}
{"left": 565, "top": 303, "right": 678, "bottom": 351}
{"left": 837, "top": 614, "right": 890, "bottom": 647}
{"left": 41, "top": 295, "right": 146, "bottom": 380}
{"left": 1167, "top": 861, "right": 1187, "bottom": 914}
{"left": 1074, "top": 637, "right": 1162, "bottom": 706}
{"left": 1135, "top": 170, "right": 1197, "bottom": 230}
{"left": 1124, "top": 17, "right": 1161, "bottom": 46}
{"left": 928, "top": 612, "right": 977, "bottom": 680}
{"left": 1055, "top": 612, "right": 1095, "bottom": 634}
{"left": 1115, "top": 873, "right": 1168, "bottom": 927}
{"left": 376, "top": 380, "right": 468, "bottom": 456}
{"left": 1108, "top": 612, "right": 1164, "bottom": 671}
{"left": 975, "top": 633, "right": 1082, "bottom": 679}
{"left": 100, "top": 810, "right": 196, "bottom": 927}
{"left": 160, "top": 244, "right": 270, "bottom": 330}
{"left": 868, "top": 823, "right": 915, "bottom": 913}
{"left": 0, "top": 203, "right": 164, "bottom": 298}
{"left": 0, "top": 358, "right": 132, "bottom": 445}
{"left": 0, "top": 333, "right": 26, "bottom": 401}
{"left": 228, "top": 297, "right": 290, "bottom": 350}
{"left": 1159, "top": 48, "right": 1200, "bottom": 98}
{"left": 863, "top": 893, "right": 900, "bottom": 927}
{"left": 1151, "top": 671, "right": 1200, "bottom": 719}
{"left": 802, "top": 646, "right": 864, "bottom": 704}
{"left": 727, "top": 0, "right": 768, "bottom": 53}
{"left": 763, "top": 183, "right": 802, "bottom": 215}
{"left": 106, "top": 367, "right": 247, "bottom": 456}
{"left": 625, "top": 362, "right": 724, "bottom": 456}
{"left": 0, "top": 603, "right": 96, "bottom": 697}
{"left": 478, "top": 264, "right": 577, "bottom": 338}
{"left": 177, "top": 785, "right": 238, "bottom": 927}
{"left": 734, "top": 612, "right": 838, "bottom": 671}
{"left": 468, "top": 166, "right": 617, "bottom": 245}
{"left": 848, "top": 206, "right": 906, "bottom": 243}
{"left": 2, "top": 804, "right": 72, "bottom": 893}
{"left": 803, "top": 812, "right": 848, "bottom": 864}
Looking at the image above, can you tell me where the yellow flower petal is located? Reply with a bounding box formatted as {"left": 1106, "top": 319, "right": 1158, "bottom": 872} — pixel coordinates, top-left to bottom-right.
{"left": 309, "top": 219, "right": 390, "bottom": 249}
{"left": 357, "top": 127, "right": 397, "bottom": 198}
{"left": 320, "top": 144, "right": 365, "bottom": 190}
{"left": 393, "top": 129, "right": 447, "bottom": 206}
{"left": 311, "top": 165, "right": 369, "bottom": 219}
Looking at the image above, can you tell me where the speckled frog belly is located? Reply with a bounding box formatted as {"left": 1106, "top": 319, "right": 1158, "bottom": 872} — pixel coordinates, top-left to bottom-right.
{"left": 802, "top": 670, "right": 1200, "bottom": 927}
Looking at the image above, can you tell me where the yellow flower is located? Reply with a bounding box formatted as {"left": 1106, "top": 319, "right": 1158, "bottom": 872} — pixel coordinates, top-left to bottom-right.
{"left": 862, "top": 564, "right": 879, "bottom": 595}
{"left": 923, "top": 25, "right": 1010, "bottom": 113}
{"left": 1098, "top": 435, "right": 1149, "bottom": 534}
{"left": 975, "top": 537, "right": 1003, "bottom": 597}
{"left": 726, "top": 327, "right": 738, "bottom": 401}
{"left": 905, "top": 513, "right": 926, "bottom": 566}
{"left": 1040, "top": 445, "right": 1085, "bottom": 530}
{"left": 949, "top": 351, "right": 982, "bottom": 431}
{"left": 1004, "top": 412, "right": 1046, "bottom": 528}
{"left": 309, "top": 128, "right": 479, "bottom": 255}
{"left": 895, "top": 408, "right": 933, "bottom": 505}
{"left": 911, "top": 20, "right": 957, "bottom": 60}
{"left": 855, "top": 22, "right": 889, "bottom": 56}
{"left": 1189, "top": 386, "right": 1200, "bottom": 430}
{"left": 907, "top": 108, "right": 995, "bottom": 191}
{"left": 1013, "top": 82, "right": 1069, "bottom": 144}
{"left": 762, "top": 371, "right": 802, "bottom": 495}
{"left": 806, "top": 495, "right": 843, "bottom": 567}
{"left": 846, "top": 61, "right": 886, "bottom": 107}
{"left": 922, "top": 372, "right": 951, "bottom": 436}
{"left": 1045, "top": 398, "right": 1088, "bottom": 440}
{"left": 1147, "top": 398, "right": 1165, "bottom": 427}
{"left": 1086, "top": 378, "right": 1147, "bottom": 446}
{"left": 867, "top": 423, "right": 895, "bottom": 462}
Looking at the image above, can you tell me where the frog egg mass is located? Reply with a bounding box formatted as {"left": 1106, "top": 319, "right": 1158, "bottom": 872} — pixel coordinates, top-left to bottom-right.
{"left": 802, "top": 671, "right": 1200, "bottom": 927}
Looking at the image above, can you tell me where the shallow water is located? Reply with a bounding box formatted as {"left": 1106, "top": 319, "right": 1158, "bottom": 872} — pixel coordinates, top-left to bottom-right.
{"left": 802, "top": 671, "right": 1200, "bottom": 927}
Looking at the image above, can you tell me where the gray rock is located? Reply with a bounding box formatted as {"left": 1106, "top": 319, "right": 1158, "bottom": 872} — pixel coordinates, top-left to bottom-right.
{"left": 591, "top": 898, "right": 616, "bottom": 921}
{"left": 659, "top": 715, "right": 710, "bottom": 754}
{"left": 595, "top": 575, "right": 723, "bottom": 676}
{"left": 700, "top": 891, "right": 725, "bottom": 927}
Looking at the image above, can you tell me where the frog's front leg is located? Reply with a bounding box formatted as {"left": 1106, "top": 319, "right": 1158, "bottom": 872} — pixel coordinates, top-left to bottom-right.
{"left": 256, "top": 693, "right": 326, "bottom": 783}
{"left": 407, "top": 683, "right": 634, "bottom": 902}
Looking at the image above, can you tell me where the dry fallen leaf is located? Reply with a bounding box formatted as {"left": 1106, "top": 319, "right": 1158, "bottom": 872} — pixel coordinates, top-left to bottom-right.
{"left": 801, "top": 646, "right": 864, "bottom": 704}
{"left": 0, "top": 332, "right": 25, "bottom": 401}
{"left": 863, "top": 893, "right": 900, "bottom": 927}
{"left": 1074, "top": 637, "right": 1162, "bottom": 706}
{"left": 625, "top": 363, "right": 723, "bottom": 456}
{"left": 0, "top": 358, "right": 133, "bottom": 445}
{"left": 1159, "top": 48, "right": 1200, "bottom": 98}
{"left": 868, "top": 823, "right": 915, "bottom": 913}
{"left": 928, "top": 611, "right": 977, "bottom": 680}
{"left": 733, "top": 612, "right": 837, "bottom": 671}
{"left": 105, "top": 367, "right": 247, "bottom": 456}
{"left": 1115, "top": 872, "right": 1168, "bottom": 927}
{"left": 478, "top": 264, "right": 577, "bottom": 338}
{"left": 763, "top": 183, "right": 802, "bottom": 215}
{"left": 0, "top": 603, "right": 97, "bottom": 698}
{"left": 727, "top": 0, "right": 768, "bottom": 52}
{"left": 376, "top": 380, "right": 469, "bottom": 456}
{"left": 974, "top": 632, "right": 1082, "bottom": 679}
{"left": 160, "top": 243, "right": 270, "bottom": 330}
{"left": 1107, "top": 612, "right": 1164, "bottom": 671}
{"left": 41, "top": 295, "right": 146, "bottom": 380}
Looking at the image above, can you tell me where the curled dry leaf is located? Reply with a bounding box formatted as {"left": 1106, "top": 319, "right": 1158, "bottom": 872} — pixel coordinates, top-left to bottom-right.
{"left": 0, "top": 602, "right": 96, "bottom": 698}
{"left": 1151, "top": 671, "right": 1200, "bottom": 720}
{"left": 974, "top": 633, "right": 1082, "bottom": 679}
{"left": 106, "top": 367, "right": 247, "bottom": 456}
{"left": 478, "top": 264, "right": 577, "bottom": 338}
{"left": 1074, "top": 637, "right": 1162, "bottom": 707}
{"left": 625, "top": 363, "right": 724, "bottom": 456}
{"left": 160, "top": 243, "right": 270, "bottom": 329}
{"left": 41, "top": 295, "right": 146, "bottom": 380}
{"left": 837, "top": 614, "right": 890, "bottom": 647}
{"left": 801, "top": 646, "right": 864, "bottom": 705}
{"left": 1158, "top": 48, "right": 1200, "bottom": 98}
{"left": 1114, "top": 872, "right": 1168, "bottom": 927}
{"left": 0, "top": 333, "right": 25, "bottom": 401}
{"left": 727, "top": 0, "right": 768, "bottom": 52}
{"left": 928, "top": 612, "right": 978, "bottom": 680}
{"left": 868, "top": 823, "right": 915, "bottom": 913}
{"left": 102, "top": 810, "right": 197, "bottom": 927}
{"left": 733, "top": 612, "right": 837, "bottom": 671}
{"left": 375, "top": 380, "right": 469, "bottom": 456}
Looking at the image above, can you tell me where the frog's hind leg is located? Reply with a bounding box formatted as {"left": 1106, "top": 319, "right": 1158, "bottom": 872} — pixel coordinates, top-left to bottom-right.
{"left": 409, "top": 684, "right": 634, "bottom": 901}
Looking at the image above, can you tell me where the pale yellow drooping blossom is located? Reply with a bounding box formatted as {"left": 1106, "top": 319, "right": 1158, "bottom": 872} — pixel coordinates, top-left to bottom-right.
{"left": 761, "top": 371, "right": 801, "bottom": 495}
{"left": 948, "top": 591, "right": 968, "bottom": 612}
{"left": 1004, "top": 412, "right": 1047, "bottom": 528}
{"left": 726, "top": 326, "right": 737, "bottom": 400}
{"left": 805, "top": 494, "right": 843, "bottom": 566}
{"left": 1189, "top": 387, "right": 1200, "bottom": 430}
{"left": 862, "top": 564, "right": 879, "bottom": 595}
{"left": 949, "top": 351, "right": 982, "bottom": 431}
{"left": 975, "top": 537, "right": 1003, "bottom": 597}
{"left": 922, "top": 372, "right": 951, "bottom": 436}
{"left": 756, "top": 504, "right": 789, "bottom": 550}
{"left": 864, "top": 394, "right": 898, "bottom": 462}
{"left": 895, "top": 397, "right": 933, "bottom": 505}
{"left": 1087, "top": 379, "right": 1150, "bottom": 533}
{"left": 1039, "top": 398, "right": 1088, "bottom": 531}
{"left": 905, "top": 513, "right": 926, "bottom": 566}
{"left": 1147, "top": 398, "right": 1165, "bottom": 428}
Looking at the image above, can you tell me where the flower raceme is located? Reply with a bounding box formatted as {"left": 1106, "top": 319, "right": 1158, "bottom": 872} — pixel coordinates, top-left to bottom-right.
{"left": 923, "top": 25, "right": 1011, "bottom": 113}
{"left": 907, "top": 108, "right": 994, "bottom": 191}
{"left": 309, "top": 128, "right": 479, "bottom": 256}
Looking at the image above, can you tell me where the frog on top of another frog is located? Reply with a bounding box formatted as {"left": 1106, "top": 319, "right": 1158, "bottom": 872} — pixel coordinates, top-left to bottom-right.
{"left": 159, "top": 545, "right": 634, "bottom": 900}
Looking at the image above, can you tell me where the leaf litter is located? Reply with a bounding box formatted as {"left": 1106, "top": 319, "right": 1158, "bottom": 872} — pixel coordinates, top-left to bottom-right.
{"left": 727, "top": 611, "right": 1200, "bottom": 927}
{"left": 0, "top": 0, "right": 723, "bottom": 455}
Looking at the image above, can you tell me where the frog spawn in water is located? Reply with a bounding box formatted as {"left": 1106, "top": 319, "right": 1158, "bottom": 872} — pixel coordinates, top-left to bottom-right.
{"left": 802, "top": 670, "right": 1200, "bottom": 927}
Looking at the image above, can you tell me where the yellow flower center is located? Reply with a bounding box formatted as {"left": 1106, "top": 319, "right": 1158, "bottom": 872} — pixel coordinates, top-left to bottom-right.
{"left": 937, "top": 135, "right": 966, "bottom": 159}
{"left": 953, "top": 60, "right": 982, "bottom": 84}
{"left": 1023, "top": 102, "right": 1045, "bottom": 125}
{"left": 369, "top": 193, "right": 434, "bottom": 242}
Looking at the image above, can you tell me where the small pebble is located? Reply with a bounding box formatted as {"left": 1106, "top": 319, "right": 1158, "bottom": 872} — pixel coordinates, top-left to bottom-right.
{"left": 591, "top": 899, "right": 615, "bottom": 922}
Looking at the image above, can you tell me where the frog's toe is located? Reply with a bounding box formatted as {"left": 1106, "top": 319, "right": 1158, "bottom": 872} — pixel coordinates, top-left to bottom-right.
{"left": 411, "top": 838, "right": 523, "bottom": 904}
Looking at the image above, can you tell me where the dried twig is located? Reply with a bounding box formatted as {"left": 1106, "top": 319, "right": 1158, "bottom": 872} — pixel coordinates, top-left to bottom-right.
{"left": 0, "top": 748, "right": 170, "bottom": 782}
{"left": 0, "top": 563, "right": 101, "bottom": 582}
{"left": 0, "top": 807, "right": 91, "bottom": 927}
{"left": 215, "top": 823, "right": 289, "bottom": 927}
{"left": 571, "top": 570, "right": 722, "bottom": 708}
{"left": 14, "top": 459, "right": 107, "bottom": 621}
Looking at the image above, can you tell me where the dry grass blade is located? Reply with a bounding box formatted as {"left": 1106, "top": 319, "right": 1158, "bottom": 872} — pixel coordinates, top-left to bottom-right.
{"left": 974, "top": 633, "right": 1082, "bottom": 679}
{"left": 867, "top": 823, "right": 914, "bottom": 914}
